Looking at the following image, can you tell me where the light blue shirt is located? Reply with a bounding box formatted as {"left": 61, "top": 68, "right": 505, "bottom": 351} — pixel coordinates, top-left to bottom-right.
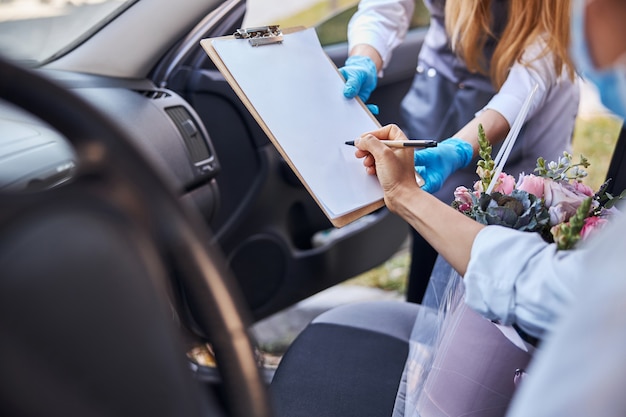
{"left": 464, "top": 225, "right": 583, "bottom": 338}
{"left": 505, "top": 205, "right": 626, "bottom": 416}
{"left": 466, "top": 200, "right": 625, "bottom": 339}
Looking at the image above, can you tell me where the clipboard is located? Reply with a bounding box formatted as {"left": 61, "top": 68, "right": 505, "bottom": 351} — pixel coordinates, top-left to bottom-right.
{"left": 200, "top": 25, "right": 385, "bottom": 228}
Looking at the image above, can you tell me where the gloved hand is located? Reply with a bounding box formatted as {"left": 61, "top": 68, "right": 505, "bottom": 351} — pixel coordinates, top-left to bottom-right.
{"left": 414, "top": 138, "right": 474, "bottom": 193}
{"left": 339, "top": 55, "right": 379, "bottom": 115}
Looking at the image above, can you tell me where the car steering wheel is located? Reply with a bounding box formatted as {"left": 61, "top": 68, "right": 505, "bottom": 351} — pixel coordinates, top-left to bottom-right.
{"left": 0, "top": 57, "right": 272, "bottom": 417}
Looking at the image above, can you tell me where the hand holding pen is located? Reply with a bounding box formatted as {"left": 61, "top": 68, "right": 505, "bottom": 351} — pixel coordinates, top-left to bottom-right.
{"left": 351, "top": 125, "right": 424, "bottom": 203}
{"left": 345, "top": 139, "right": 437, "bottom": 148}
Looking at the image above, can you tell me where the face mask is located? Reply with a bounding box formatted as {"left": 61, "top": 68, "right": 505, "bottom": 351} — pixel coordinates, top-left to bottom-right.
{"left": 571, "top": 0, "right": 626, "bottom": 119}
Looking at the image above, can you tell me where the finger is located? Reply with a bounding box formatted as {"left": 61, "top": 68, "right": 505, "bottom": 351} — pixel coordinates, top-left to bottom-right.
{"left": 354, "top": 133, "right": 388, "bottom": 157}
{"left": 354, "top": 148, "right": 369, "bottom": 159}
{"left": 342, "top": 72, "right": 362, "bottom": 99}
{"left": 338, "top": 66, "right": 348, "bottom": 79}
{"left": 363, "top": 153, "right": 376, "bottom": 169}
{"left": 354, "top": 147, "right": 378, "bottom": 175}
{"left": 358, "top": 88, "right": 373, "bottom": 103}
{"left": 362, "top": 123, "right": 407, "bottom": 142}
{"left": 414, "top": 166, "right": 432, "bottom": 193}
{"left": 366, "top": 103, "right": 379, "bottom": 115}
{"left": 413, "top": 148, "right": 435, "bottom": 166}
{"left": 419, "top": 172, "right": 443, "bottom": 194}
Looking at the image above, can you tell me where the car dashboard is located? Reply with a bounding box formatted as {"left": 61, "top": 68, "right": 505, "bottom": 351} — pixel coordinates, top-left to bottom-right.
{"left": 0, "top": 70, "right": 221, "bottom": 224}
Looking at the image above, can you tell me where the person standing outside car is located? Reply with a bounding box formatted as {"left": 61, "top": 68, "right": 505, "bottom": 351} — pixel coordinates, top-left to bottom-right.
{"left": 340, "top": 0, "right": 580, "bottom": 304}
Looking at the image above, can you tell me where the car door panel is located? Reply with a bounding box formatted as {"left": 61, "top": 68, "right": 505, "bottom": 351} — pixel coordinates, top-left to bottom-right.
{"left": 175, "top": 66, "right": 408, "bottom": 320}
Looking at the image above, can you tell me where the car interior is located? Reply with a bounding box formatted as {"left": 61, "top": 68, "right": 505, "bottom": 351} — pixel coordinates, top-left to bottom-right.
{"left": 0, "top": 0, "right": 426, "bottom": 416}
{"left": 2, "top": 0, "right": 626, "bottom": 416}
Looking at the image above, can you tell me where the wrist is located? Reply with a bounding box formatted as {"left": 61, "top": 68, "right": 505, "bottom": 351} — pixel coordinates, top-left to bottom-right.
{"left": 385, "top": 178, "right": 424, "bottom": 216}
{"left": 444, "top": 138, "right": 474, "bottom": 169}
{"left": 345, "top": 55, "right": 377, "bottom": 76}
{"left": 348, "top": 44, "right": 383, "bottom": 72}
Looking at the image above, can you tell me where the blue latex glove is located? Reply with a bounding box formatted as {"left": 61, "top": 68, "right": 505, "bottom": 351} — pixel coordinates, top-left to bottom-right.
{"left": 414, "top": 138, "right": 474, "bottom": 194}
{"left": 339, "top": 55, "right": 379, "bottom": 115}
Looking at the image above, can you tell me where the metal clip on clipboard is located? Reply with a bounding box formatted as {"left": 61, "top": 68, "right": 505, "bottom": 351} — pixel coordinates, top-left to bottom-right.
{"left": 234, "top": 25, "right": 283, "bottom": 47}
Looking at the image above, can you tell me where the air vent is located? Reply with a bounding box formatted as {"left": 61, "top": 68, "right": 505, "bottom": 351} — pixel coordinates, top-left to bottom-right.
{"left": 165, "top": 106, "right": 212, "bottom": 165}
{"left": 135, "top": 89, "right": 171, "bottom": 100}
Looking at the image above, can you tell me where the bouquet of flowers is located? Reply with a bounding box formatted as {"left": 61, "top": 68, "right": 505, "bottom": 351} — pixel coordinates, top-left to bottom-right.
{"left": 452, "top": 125, "right": 624, "bottom": 250}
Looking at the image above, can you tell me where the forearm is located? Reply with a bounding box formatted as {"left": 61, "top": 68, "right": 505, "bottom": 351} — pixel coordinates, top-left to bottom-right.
{"left": 453, "top": 109, "right": 510, "bottom": 157}
{"left": 390, "top": 186, "right": 484, "bottom": 275}
{"left": 347, "top": 0, "right": 414, "bottom": 68}
{"left": 357, "top": 126, "right": 484, "bottom": 275}
{"left": 453, "top": 37, "right": 564, "bottom": 158}
{"left": 459, "top": 40, "right": 561, "bottom": 158}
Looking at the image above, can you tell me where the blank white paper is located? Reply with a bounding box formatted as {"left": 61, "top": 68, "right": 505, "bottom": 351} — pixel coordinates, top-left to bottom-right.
{"left": 211, "top": 28, "right": 384, "bottom": 218}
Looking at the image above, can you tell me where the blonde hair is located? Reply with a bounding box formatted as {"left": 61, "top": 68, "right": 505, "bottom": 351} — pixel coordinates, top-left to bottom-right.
{"left": 445, "top": 0, "right": 575, "bottom": 89}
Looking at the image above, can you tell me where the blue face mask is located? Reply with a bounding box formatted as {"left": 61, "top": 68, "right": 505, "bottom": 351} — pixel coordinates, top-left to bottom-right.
{"left": 571, "top": 0, "right": 626, "bottom": 119}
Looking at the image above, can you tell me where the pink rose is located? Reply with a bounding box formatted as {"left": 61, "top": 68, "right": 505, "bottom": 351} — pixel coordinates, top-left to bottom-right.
{"left": 543, "top": 179, "right": 589, "bottom": 208}
{"left": 494, "top": 173, "right": 516, "bottom": 195}
{"left": 572, "top": 181, "right": 595, "bottom": 197}
{"left": 517, "top": 174, "right": 545, "bottom": 198}
{"left": 544, "top": 179, "right": 592, "bottom": 225}
{"left": 454, "top": 186, "right": 473, "bottom": 205}
{"left": 580, "top": 216, "right": 609, "bottom": 240}
{"left": 548, "top": 202, "right": 581, "bottom": 226}
{"left": 473, "top": 173, "right": 515, "bottom": 194}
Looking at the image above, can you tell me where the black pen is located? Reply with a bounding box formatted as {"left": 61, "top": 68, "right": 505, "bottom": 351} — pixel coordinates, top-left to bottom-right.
{"left": 344, "top": 139, "right": 438, "bottom": 148}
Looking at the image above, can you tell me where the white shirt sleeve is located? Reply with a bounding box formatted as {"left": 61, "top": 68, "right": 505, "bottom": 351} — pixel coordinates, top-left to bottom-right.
{"left": 347, "top": 0, "right": 415, "bottom": 68}
{"left": 481, "top": 38, "right": 566, "bottom": 126}
{"left": 464, "top": 225, "right": 586, "bottom": 338}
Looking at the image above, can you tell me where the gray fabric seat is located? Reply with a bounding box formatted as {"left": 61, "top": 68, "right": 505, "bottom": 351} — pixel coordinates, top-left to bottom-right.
{"left": 270, "top": 301, "right": 421, "bottom": 417}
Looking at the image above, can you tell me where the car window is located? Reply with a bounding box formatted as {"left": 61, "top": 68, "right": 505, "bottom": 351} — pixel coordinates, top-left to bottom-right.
{"left": 244, "top": 0, "right": 429, "bottom": 46}
{"left": 0, "top": 0, "right": 136, "bottom": 66}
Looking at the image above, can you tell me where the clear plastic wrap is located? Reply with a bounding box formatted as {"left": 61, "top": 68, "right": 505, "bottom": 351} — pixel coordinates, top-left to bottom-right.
{"left": 393, "top": 260, "right": 535, "bottom": 417}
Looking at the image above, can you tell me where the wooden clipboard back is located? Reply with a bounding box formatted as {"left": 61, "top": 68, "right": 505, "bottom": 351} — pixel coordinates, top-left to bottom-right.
{"left": 200, "top": 26, "right": 385, "bottom": 228}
